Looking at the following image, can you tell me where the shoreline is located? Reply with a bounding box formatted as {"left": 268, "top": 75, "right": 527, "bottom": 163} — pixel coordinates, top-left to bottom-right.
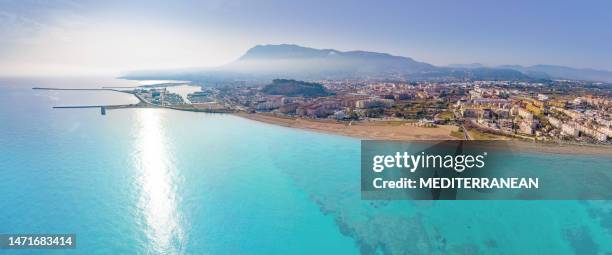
{"left": 234, "top": 112, "right": 612, "bottom": 156}
{"left": 234, "top": 112, "right": 460, "bottom": 141}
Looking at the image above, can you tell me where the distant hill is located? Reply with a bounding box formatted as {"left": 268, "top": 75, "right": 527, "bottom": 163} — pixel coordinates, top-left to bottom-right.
{"left": 447, "top": 63, "right": 485, "bottom": 69}
{"left": 448, "top": 63, "right": 612, "bottom": 82}
{"left": 498, "top": 65, "right": 612, "bottom": 82}
{"left": 222, "top": 44, "right": 438, "bottom": 80}
{"left": 262, "top": 79, "right": 330, "bottom": 97}
{"left": 123, "top": 44, "right": 531, "bottom": 82}
{"left": 454, "top": 67, "right": 532, "bottom": 81}
{"left": 122, "top": 44, "right": 612, "bottom": 83}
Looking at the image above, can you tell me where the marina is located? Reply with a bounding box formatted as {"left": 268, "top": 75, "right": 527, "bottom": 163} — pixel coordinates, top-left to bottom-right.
{"left": 34, "top": 86, "right": 232, "bottom": 115}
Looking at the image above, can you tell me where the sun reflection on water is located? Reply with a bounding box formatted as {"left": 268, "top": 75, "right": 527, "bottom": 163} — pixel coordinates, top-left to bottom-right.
{"left": 133, "top": 109, "right": 185, "bottom": 254}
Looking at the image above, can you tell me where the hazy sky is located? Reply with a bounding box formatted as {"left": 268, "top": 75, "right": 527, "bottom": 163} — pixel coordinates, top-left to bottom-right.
{"left": 1, "top": 0, "right": 611, "bottom": 76}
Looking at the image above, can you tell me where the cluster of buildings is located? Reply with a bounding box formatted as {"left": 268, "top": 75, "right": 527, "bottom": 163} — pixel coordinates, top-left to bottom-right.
{"left": 215, "top": 81, "right": 463, "bottom": 120}
{"left": 181, "top": 78, "right": 611, "bottom": 144}
{"left": 134, "top": 88, "right": 184, "bottom": 106}
{"left": 187, "top": 91, "right": 216, "bottom": 104}
{"left": 546, "top": 99, "right": 612, "bottom": 142}
{"left": 458, "top": 84, "right": 611, "bottom": 143}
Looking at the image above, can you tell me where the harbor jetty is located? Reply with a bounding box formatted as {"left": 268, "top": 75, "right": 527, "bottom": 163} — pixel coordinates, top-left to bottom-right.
{"left": 34, "top": 87, "right": 233, "bottom": 115}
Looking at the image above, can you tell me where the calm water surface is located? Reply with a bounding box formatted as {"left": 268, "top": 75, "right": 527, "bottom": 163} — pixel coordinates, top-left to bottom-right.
{"left": 0, "top": 77, "right": 610, "bottom": 254}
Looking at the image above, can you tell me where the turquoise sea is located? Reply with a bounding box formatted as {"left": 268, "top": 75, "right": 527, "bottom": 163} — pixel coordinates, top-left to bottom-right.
{"left": 0, "top": 77, "right": 610, "bottom": 254}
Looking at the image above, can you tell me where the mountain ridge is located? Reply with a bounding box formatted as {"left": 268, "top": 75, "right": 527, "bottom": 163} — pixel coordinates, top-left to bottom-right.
{"left": 449, "top": 63, "right": 612, "bottom": 82}
{"left": 123, "top": 44, "right": 612, "bottom": 83}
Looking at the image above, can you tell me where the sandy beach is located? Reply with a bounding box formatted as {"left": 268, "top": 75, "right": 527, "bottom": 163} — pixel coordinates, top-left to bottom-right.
{"left": 235, "top": 112, "right": 612, "bottom": 156}
{"left": 500, "top": 140, "right": 612, "bottom": 156}
{"left": 236, "top": 112, "right": 461, "bottom": 140}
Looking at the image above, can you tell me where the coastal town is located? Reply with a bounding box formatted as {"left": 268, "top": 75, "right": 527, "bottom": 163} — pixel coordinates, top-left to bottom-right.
{"left": 124, "top": 78, "right": 612, "bottom": 144}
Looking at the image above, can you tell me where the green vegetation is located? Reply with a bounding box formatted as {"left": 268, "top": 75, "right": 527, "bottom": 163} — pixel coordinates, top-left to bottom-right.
{"left": 388, "top": 100, "right": 449, "bottom": 119}
{"left": 438, "top": 111, "right": 454, "bottom": 120}
{"left": 262, "top": 79, "right": 331, "bottom": 97}
{"left": 450, "top": 130, "right": 465, "bottom": 139}
{"left": 379, "top": 120, "right": 412, "bottom": 126}
{"left": 365, "top": 108, "right": 384, "bottom": 118}
{"left": 468, "top": 129, "right": 503, "bottom": 140}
